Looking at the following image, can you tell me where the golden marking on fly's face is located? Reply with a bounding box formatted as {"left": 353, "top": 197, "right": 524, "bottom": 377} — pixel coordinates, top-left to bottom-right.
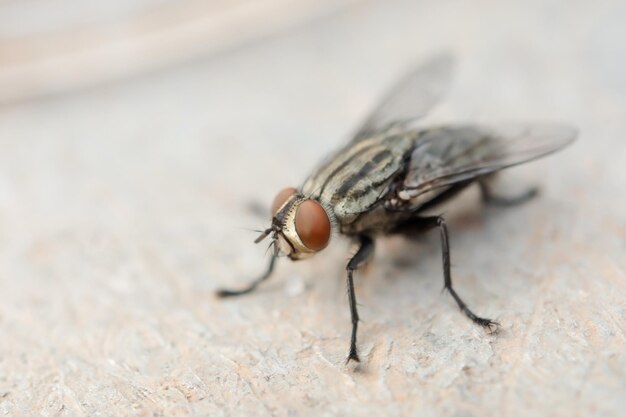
{"left": 266, "top": 187, "right": 331, "bottom": 260}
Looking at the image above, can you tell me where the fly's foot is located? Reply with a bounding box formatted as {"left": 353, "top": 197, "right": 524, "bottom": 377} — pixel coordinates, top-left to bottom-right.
{"left": 215, "top": 288, "right": 248, "bottom": 298}
{"left": 215, "top": 256, "right": 278, "bottom": 299}
{"left": 473, "top": 316, "right": 500, "bottom": 333}
{"left": 446, "top": 285, "right": 500, "bottom": 333}
{"left": 346, "top": 348, "right": 360, "bottom": 364}
{"left": 460, "top": 304, "right": 500, "bottom": 333}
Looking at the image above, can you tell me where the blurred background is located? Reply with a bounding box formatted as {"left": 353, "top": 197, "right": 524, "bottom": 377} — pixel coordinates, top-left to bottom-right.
{"left": 0, "top": 0, "right": 624, "bottom": 416}
{"left": 0, "top": 0, "right": 359, "bottom": 103}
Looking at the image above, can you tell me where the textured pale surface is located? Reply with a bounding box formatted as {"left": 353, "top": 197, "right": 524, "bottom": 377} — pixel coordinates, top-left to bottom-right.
{"left": 0, "top": 0, "right": 358, "bottom": 103}
{"left": 0, "top": 0, "right": 625, "bottom": 416}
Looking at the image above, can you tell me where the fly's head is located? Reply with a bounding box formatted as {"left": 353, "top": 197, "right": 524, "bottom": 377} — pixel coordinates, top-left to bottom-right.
{"left": 256, "top": 187, "right": 332, "bottom": 260}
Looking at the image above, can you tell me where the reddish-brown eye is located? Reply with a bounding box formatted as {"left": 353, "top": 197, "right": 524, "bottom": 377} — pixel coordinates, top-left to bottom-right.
{"left": 271, "top": 187, "right": 297, "bottom": 216}
{"left": 295, "top": 200, "right": 331, "bottom": 251}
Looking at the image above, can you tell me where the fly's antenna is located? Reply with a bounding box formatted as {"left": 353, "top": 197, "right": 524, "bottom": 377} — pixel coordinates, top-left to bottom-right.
{"left": 254, "top": 227, "right": 273, "bottom": 244}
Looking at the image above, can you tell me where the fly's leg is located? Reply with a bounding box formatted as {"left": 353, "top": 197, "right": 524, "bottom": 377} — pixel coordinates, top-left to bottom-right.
{"left": 346, "top": 235, "right": 375, "bottom": 363}
{"left": 418, "top": 216, "right": 499, "bottom": 331}
{"left": 216, "top": 255, "right": 277, "bottom": 297}
{"left": 479, "top": 180, "right": 538, "bottom": 207}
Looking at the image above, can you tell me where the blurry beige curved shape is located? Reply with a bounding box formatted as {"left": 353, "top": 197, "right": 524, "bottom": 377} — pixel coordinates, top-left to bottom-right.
{"left": 0, "top": 0, "right": 358, "bottom": 103}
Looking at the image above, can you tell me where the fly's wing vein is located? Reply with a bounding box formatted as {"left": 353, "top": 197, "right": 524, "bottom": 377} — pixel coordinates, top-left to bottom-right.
{"left": 352, "top": 53, "right": 454, "bottom": 141}
{"left": 399, "top": 123, "right": 577, "bottom": 201}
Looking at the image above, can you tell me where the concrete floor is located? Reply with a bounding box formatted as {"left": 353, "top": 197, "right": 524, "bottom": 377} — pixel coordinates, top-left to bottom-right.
{"left": 0, "top": 0, "right": 625, "bottom": 416}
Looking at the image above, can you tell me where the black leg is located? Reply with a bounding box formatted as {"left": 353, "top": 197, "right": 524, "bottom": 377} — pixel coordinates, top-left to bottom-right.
{"left": 346, "top": 235, "right": 375, "bottom": 363}
{"left": 479, "top": 180, "right": 538, "bottom": 207}
{"left": 415, "top": 216, "right": 499, "bottom": 331}
{"left": 216, "top": 255, "right": 277, "bottom": 297}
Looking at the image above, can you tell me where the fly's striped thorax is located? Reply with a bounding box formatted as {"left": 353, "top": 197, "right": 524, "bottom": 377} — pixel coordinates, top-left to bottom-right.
{"left": 302, "top": 135, "right": 414, "bottom": 224}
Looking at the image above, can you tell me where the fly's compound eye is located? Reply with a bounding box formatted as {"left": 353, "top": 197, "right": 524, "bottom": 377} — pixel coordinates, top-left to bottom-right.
{"left": 295, "top": 200, "right": 331, "bottom": 251}
{"left": 272, "top": 187, "right": 297, "bottom": 216}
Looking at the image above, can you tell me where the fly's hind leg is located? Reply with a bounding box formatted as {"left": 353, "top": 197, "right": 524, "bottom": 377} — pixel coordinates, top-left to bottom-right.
{"left": 394, "top": 216, "right": 499, "bottom": 331}
{"left": 479, "top": 179, "right": 538, "bottom": 207}
{"left": 216, "top": 255, "right": 277, "bottom": 297}
{"left": 345, "top": 235, "right": 375, "bottom": 363}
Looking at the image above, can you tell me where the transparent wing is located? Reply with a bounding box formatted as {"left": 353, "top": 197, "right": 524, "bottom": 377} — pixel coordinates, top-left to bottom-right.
{"left": 399, "top": 123, "right": 577, "bottom": 200}
{"left": 352, "top": 53, "right": 454, "bottom": 141}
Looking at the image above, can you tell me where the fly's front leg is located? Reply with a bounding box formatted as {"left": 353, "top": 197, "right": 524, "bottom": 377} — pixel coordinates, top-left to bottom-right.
{"left": 216, "top": 255, "right": 277, "bottom": 297}
{"left": 416, "top": 216, "right": 499, "bottom": 331}
{"left": 346, "top": 235, "right": 375, "bottom": 363}
{"left": 479, "top": 179, "right": 538, "bottom": 207}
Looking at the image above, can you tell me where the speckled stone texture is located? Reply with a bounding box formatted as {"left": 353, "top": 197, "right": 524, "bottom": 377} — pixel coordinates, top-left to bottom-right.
{"left": 0, "top": 0, "right": 624, "bottom": 416}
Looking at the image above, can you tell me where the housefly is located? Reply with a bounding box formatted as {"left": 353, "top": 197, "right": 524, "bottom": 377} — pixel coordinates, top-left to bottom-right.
{"left": 216, "top": 55, "right": 577, "bottom": 363}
